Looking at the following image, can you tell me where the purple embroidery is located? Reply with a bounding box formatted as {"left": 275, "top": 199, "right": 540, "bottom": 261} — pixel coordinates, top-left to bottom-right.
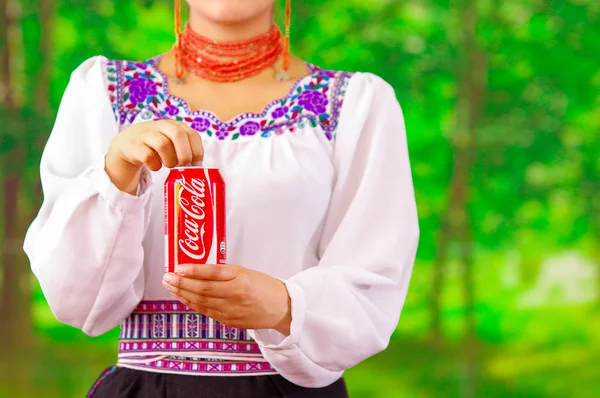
{"left": 165, "top": 105, "right": 179, "bottom": 116}
{"left": 129, "top": 77, "right": 157, "bottom": 104}
{"left": 108, "top": 59, "right": 351, "bottom": 141}
{"left": 191, "top": 117, "right": 210, "bottom": 132}
{"left": 240, "top": 121, "right": 260, "bottom": 136}
{"left": 271, "top": 106, "right": 289, "bottom": 119}
{"left": 215, "top": 127, "right": 230, "bottom": 140}
{"left": 298, "top": 90, "right": 328, "bottom": 114}
{"left": 129, "top": 61, "right": 148, "bottom": 70}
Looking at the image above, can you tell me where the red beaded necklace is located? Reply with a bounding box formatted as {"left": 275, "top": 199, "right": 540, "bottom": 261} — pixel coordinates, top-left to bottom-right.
{"left": 174, "top": 24, "right": 283, "bottom": 83}
{"left": 173, "top": 0, "right": 292, "bottom": 83}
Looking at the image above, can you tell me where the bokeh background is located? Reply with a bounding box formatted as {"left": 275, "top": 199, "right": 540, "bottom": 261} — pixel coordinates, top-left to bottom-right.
{"left": 1, "top": 0, "right": 598, "bottom": 397}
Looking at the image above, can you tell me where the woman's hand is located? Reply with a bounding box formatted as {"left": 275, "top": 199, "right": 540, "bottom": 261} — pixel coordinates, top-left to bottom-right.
{"left": 162, "top": 264, "right": 292, "bottom": 335}
{"left": 105, "top": 120, "right": 204, "bottom": 195}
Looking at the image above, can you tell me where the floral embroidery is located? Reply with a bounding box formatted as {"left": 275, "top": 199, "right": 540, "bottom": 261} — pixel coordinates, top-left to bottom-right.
{"left": 105, "top": 58, "right": 352, "bottom": 141}
{"left": 128, "top": 77, "right": 157, "bottom": 104}
{"left": 240, "top": 121, "right": 260, "bottom": 136}
{"left": 271, "top": 106, "right": 288, "bottom": 118}
{"left": 191, "top": 117, "right": 210, "bottom": 132}
{"left": 297, "top": 90, "right": 328, "bottom": 114}
{"left": 164, "top": 100, "right": 180, "bottom": 116}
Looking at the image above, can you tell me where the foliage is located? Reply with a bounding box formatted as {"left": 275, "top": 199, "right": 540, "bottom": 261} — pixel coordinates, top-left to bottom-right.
{"left": 0, "top": 0, "right": 598, "bottom": 397}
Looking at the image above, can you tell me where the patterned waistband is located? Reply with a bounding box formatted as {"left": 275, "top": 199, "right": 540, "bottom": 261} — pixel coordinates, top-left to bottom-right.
{"left": 117, "top": 301, "right": 277, "bottom": 376}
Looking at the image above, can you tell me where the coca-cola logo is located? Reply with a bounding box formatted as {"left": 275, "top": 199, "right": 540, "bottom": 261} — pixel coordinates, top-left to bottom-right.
{"left": 177, "top": 175, "right": 213, "bottom": 263}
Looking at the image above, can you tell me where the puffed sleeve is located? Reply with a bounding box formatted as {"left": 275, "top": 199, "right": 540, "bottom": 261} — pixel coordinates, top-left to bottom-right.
{"left": 23, "top": 56, "right": 152, "bottom": 336}
{"left": 249, "top": 73, "right": 420, "bottom": 387}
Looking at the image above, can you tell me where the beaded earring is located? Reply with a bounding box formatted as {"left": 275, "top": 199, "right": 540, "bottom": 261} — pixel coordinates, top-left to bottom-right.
{"left": 174, "top": 0, "right": 184, "bottom": 80}
{"left": 276, "top": 0, "right": 292, "bottom": 81}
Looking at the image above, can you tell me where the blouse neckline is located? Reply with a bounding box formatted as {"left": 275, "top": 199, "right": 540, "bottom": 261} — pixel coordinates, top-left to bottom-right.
{"left": 146, "top": 55, "right": 320, "bottom": 126}
{"left": 107, "top": 57, "right": 353, "bottom": 141}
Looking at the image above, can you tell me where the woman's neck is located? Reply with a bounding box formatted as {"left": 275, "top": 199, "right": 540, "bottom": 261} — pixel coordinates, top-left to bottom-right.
{"left": 188, "top": 13, "right": 273, "bottom": 43}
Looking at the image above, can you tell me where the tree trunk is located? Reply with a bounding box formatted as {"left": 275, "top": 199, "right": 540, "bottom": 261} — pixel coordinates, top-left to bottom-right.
{"left": 430, "top": 0, "right": 486, "bottom": 396}
{"left": 455, "top": 0, "right": 487, "bottom": 396}
{"left": 34, "top": 0, "right": 53, "bottom": 115}
{"left": 430, "top": 154, "right": 466, "bottom": 345}
{"left": 0, "top": 0, "right": 30, "bottom": 355}
{"left": 30, "top": 0, "right": 54, "bottom": 216}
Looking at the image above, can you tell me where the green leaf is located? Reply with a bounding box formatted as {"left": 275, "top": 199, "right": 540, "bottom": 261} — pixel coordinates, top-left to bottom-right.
{"left": 206, "top": 130, "right": 213, "bottom": 137}
{"left": 232, "top": 133, "right": 240, "bottom": 140}
{"left": 124, "top": 92, "right": 130, "bottom": 101}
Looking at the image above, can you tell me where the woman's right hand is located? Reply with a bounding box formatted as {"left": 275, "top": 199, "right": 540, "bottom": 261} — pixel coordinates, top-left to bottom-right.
{"left": 105, "top": 120, "right": 204, "bottom": 195}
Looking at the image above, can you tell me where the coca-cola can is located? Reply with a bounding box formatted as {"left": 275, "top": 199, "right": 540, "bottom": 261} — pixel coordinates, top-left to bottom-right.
{"left": 164, "top": 166, "right": 227, "bottom": 273}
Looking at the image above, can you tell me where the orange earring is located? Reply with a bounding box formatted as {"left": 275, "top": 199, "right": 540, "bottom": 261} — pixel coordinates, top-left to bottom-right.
{"left": 174, "top": 0, "right": 184, "bottom": 79}
{"left": 276, "top": 0, "right": 291, "bottom": 81}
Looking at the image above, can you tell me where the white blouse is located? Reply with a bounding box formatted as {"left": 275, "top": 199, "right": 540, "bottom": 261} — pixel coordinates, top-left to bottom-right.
{"left": 23, "top": 56, "right": 419, "bottom": 388}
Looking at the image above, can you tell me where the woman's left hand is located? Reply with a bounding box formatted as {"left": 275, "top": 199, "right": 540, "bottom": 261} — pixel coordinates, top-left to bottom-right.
{"left": 162, "top": 264, "right": 292, "bottom": 335}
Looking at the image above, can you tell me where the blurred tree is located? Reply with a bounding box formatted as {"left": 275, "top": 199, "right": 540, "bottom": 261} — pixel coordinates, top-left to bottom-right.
{"left": 1, "top": 0, "right": 599, "bottom": 397}
{"left": 0, "top": 0, "right": 32, "bottom": 357}
{"left": 454, "top": 0, "right": 487, "bottom": 397}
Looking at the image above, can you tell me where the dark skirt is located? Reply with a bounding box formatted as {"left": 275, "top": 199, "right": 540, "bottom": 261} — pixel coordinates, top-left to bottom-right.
{"left": 88, "top": 366, "right": 349, "bottom": 398}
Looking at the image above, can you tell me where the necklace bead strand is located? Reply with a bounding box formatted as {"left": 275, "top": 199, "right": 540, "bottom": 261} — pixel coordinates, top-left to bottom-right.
{"left": 176, "top": 24, "right": 285, "bottom": 83}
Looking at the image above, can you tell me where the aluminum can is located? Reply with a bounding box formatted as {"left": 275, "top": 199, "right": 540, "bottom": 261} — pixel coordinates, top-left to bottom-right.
{"left": 164, "top": 166, "right": 226, "bottom": 273}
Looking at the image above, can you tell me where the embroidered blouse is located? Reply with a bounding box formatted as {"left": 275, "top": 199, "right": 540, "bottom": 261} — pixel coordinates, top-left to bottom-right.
{"left": 23, "top": 56, "right": 419, "bottom": 388}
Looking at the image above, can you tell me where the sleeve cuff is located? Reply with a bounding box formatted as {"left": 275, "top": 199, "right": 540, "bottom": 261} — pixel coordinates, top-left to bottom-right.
{"left": 94, "top": 158, "right": 152, "bottom": 214}
{"left": 249, "top": 279, "right": 306, "bottom": 349}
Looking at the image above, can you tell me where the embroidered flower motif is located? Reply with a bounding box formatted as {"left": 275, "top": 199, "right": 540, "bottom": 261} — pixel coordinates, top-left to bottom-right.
{"left": 191, "top": 117, "right": 210, "bottom": 132}
{"left": 111, "top": 60, "right": 350, "bottom": 141}
{"left": 129, "top": 77, "right": 157, "bottom": 104}
{"left": 298, "top": 90, "right": 328, "bottom": 114}
{"left": 239, "top": 121, "right": 260, "bottom": 136}
{"left": 215, "top": 127, "right": 230, "bottom": 140}
{"left": 271, "top": 106, "right": 289, "bottom": 119}
{"left": 165, "top": 105, "right": 179, "bottom": 116}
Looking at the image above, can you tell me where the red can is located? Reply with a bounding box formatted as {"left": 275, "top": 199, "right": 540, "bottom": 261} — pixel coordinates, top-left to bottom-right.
{"left": 164, "top": 166, "right": 227, "bottom": 273}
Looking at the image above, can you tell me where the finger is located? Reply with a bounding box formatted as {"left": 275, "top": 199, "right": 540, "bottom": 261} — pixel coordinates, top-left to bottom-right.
{"left": 158, "top": 122, "right": 193, "bottom": 166}
{"left": 162, "top": 273, "right": 230, "bottom": 298}
{"left": 170, "top": 121, "right": 203, "bottom": 166}
{"left": 137, "top": 144, "right": 162, "bottom": 172}
{"left": 183, "top": 126, "right": 204, "bottom": 166}
{"left": 144, "top": 130, "right": 178, "bottom": 168}
{"left": 165, "top": 286, "right": 228, "bottom": 317}
{"left": 175, "top": 264, "right": 239, "bottom": 281}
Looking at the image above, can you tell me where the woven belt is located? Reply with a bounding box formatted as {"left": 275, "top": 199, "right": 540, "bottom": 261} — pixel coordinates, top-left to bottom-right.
{"left": 117, "top": 301, "right": 277, "bottom": 375}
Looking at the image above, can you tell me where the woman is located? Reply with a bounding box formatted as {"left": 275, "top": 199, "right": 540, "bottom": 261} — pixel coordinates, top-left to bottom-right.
{"left": 24, "top": 0, "right": 419, "bottom": 396}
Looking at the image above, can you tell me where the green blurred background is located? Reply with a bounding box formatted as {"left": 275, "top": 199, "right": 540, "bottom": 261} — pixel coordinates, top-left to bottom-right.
{"left": 1, "top": 0, "right": 598, "bottom": 397}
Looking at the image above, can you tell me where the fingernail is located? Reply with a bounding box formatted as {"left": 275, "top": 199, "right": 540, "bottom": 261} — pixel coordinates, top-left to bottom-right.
{"left": 163, "top": 273, "right": 175, "bottom": 284}
{"left": 177, "top": 265, "right": 190, "bottom": 276}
